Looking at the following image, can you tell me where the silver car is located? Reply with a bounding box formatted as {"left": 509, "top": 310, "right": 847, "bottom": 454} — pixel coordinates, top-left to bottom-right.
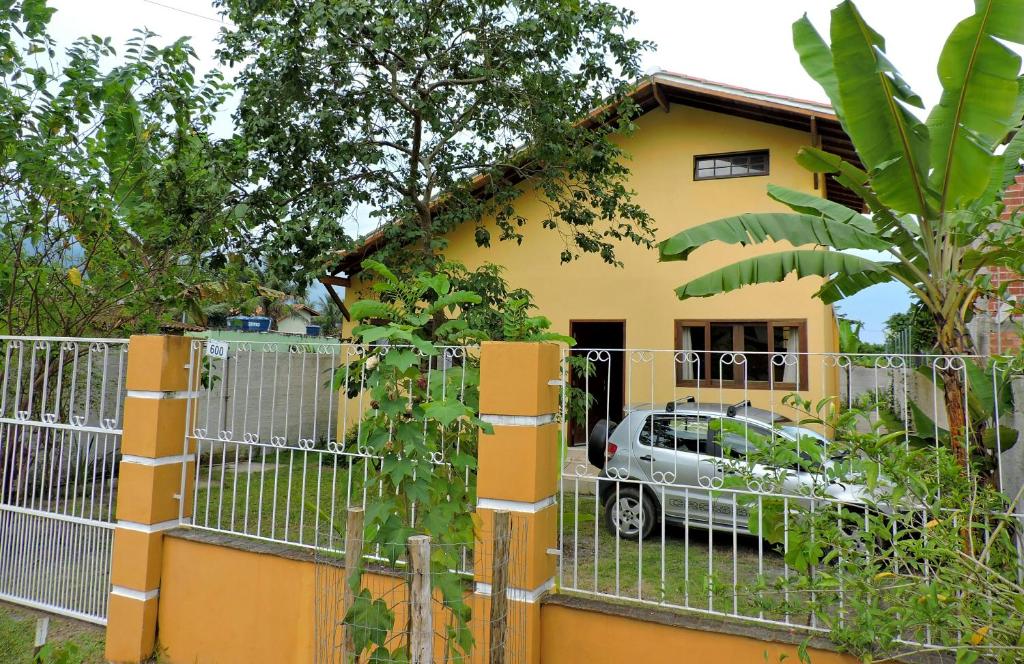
{"left": 590, "top": 399, "right": 868, "bottom": 539}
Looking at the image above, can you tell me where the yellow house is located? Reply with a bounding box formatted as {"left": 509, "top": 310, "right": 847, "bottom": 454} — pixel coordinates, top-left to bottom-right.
{"left": 327, "top": 72, "right": 860, "bottom": 434}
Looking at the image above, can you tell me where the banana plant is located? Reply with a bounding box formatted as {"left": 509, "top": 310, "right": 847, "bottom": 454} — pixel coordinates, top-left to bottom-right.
{"left": 659, "top": 0, "right": 1024, "bottom": 471}
{"left": 907, "top": 360, "right": 1019, "bottom": 464}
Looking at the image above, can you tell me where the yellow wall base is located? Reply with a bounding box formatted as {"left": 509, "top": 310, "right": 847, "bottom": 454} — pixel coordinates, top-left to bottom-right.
{"left": 155, "top": 531, "right": 856, "bottom": 664}
{"left": 540, "top": 599, "right": 857, "bottom": 664}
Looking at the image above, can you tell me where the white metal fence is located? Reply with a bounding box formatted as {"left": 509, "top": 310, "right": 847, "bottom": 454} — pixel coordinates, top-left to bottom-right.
{"left": 0, "top": 336, "right": 127, "bottom": 624}
{"left": 182, "top": 338, "right": 478, "bottom": 571}
{"left": 558, "top": 348, "right": 1024, "bottom": 652}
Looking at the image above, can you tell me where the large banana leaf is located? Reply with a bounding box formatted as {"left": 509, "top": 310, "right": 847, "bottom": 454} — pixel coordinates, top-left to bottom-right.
{"left": 792, "top": 15, "right": 843, "bottom": 117}
{"left": 829, "top": 1, "right": 933, "bottom": 217}
{"left": 672, "top": 250, "right": 889, "bottom": 300}
{"left": 814, "top": 260, "right": 924, "bottom": 303}
{"left": 794, "top": 147, "right": 889, "bottom": 221}
{"left": 815, "top": 274, "right": 888, "bottom": 303}
{"left": 794, "top": 146, "right": 927, "bottom": 263}
{"left": 765, "top": 184, "right": 866, "bottom": 227}
{"left": 978, "top": 79, "right": 1024, "bottom": 205}
{"left": 658, "top": 212, "right": 890, "bottom": 262}
{"left": 909, "top": 362, "right": 1019, "bottom": 451}
{"left": 927, "top": 0, "right": 1024, "bottom": 210}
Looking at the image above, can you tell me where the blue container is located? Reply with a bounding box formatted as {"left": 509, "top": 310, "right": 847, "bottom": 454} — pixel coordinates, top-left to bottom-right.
{"left": 226, "top": 316, "right": 272, "bottom": 333}
{"left": 306, "top": 325, "right": 322, "bottom": 337}
{"left": 246, "top": 316, "right": 272, "bottom": 332}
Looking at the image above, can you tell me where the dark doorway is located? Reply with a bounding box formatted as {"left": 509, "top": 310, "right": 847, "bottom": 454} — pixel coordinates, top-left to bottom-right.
{"left": 569, "top": 321, "right": 625, "bottom": 445}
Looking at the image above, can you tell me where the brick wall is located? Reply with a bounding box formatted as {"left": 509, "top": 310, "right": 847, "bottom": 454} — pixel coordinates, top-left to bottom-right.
{"left": 982, "top": 172, "right": 1024, "bottom": 352}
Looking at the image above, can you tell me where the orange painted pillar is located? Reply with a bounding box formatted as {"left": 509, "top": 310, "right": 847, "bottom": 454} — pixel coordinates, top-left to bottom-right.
{"left": 105, "top": 335, "right": 196, "bottom": 663}
{"left": 474, "top": 342, "right": 561, "bottom": 664}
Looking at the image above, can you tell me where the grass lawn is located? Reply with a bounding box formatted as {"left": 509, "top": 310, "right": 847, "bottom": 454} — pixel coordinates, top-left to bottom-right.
{"left": 0, "top": 602, "right": 105, "bottom": 664}
{"left": 194, "top": 451, "right": 810, "bottom": 624}
{"left": 193, "top": 447, "right": 472, "bottom": 559}
{"left": 558, "top": 493, "right": 796, "bottom": 621}
{"left": 194, "top": 447, "right": 368, "bottom": 548}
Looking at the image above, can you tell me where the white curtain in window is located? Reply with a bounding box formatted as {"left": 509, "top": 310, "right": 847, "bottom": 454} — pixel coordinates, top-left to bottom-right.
{"left": 680, "top": 327, "right": 694, "bottom": 380}
{"left": 782, "top": 327, "right": 800, "bottom": 384}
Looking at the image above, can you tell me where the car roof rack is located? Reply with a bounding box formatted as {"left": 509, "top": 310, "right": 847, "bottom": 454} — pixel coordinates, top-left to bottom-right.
{"left": 726, "top": 400, "right": 751, "bottom": 418}
{"left": 665, "top": 396, "right": 695, "bottom": 412}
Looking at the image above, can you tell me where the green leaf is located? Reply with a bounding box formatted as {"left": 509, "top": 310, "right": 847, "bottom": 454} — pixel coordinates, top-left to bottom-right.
{"left": 927, "top": 0, "right": 1024, "bottom": 209}
{"left": 909, "top": 397, "right": 949, "bottom": 442}
{"left": 349, "top": 300, "right": 394, "bottom": 322}
{"left": 422, "top": 400, "right": 470, "bottom": 427}
{"left": 383, "top": 349, "right": 419, "bottom": 372}
{"left": 964, "top": 359, "right": 995, "bottom": 415}
{"left": 672, "top": 250, "right": 890, "bottom": 300}
{"left": 356, "top": 325, "right": 395, "bottom": 344}
{"left": 793, "top": 146, "right": 912, "bottom": 238}
{"left": 659, "top": 212, "right": 890, "bottom": 263}
{"left": 384, "top": 457, "right": 414, "bottom": 484}
{"left": 748, "top": 498, "right": 788, "bottom": 544}
{"left": 427, "top": 291, "right": 482, "bottom": 315}
{"left": 792, "top": 15, "right": 843, "bottom": 116}
{"left": 829, "top": 1, "right": 933, "bottom": 216}
{"left": 813, "top": 260, "right": 923, "bottom": 303}
{"left": 360, "top": 259, "right": 398, "bottom": 285}
{"left": 979, "top": 79, "right": 1024, "bottom": 205}
{"left": 419, "top": 273, "right": 451, "bottom": 297}
{"left": 345, "top": 591, "right": 394, "bottom": 655}
{"left": 982, "top": 425, "right": 1019, "bottom": 451}
{"left": 378, "top": 396, "right": 407, "bottom": 419}
{"left": 983, "top": 0, "right": 1024, "bottom": 42}
{"left": 408, "top": 335, "right": 438, "bottom": 356}
{"left": 766, "top": 184, "right": 867, "bottom": 227}
{"left": 956, "top": 648, "right": 980, "bottom": 664}
{"left": 433, "top": 319, "right": 468, "bottom": 337}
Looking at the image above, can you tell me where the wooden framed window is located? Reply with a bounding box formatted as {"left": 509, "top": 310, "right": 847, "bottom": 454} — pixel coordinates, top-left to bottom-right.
{"left": 674, "top": 320, "right": 807, "bottom": 390}
{"left": 693, "top": 150, "right": 769, "bottom": 180}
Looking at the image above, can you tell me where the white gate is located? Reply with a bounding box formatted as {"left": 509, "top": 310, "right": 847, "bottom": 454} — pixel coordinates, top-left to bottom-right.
{"left": 0, "top": 337, "right": 127, "bottom": 624}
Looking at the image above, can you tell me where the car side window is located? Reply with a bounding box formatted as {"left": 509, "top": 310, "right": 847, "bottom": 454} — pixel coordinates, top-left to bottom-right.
{"left": 637, "top": 414, "right": 709, "bottom": 452}
{"left": 712, "top": 419, "right": 773, "bottom": 457}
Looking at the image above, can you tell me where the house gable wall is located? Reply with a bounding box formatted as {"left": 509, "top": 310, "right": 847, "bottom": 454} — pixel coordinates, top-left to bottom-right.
{"left": 345, "top": 104, "right": 841, "bottom": 409}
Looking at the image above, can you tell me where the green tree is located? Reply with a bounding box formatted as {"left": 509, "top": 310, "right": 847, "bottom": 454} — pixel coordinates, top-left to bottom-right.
{"left": 885, "top": 301, "right": 938, "bottom": 354}
{"left": 836, "top": 316, "right": 884, "bottom": 356}
{"left": 0, "top": 1, "right": 255, "bottom": 336}
{"left": 338, "top": 262, "right": 486, "bottom": 660}
{"left": 659, "top": 0, "right": 1024, "bottom": 469}
{"left": 311, "top": 294, "right": 344, "bottom": 337}
{"left": 216, "top": 0, "right": 656, "bottom": 282}
{"left": 335, "top": 259, "right": 574, "bottom": 659}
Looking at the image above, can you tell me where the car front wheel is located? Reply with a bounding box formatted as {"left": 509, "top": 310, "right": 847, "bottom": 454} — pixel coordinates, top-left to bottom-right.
{"left": 604, "top": 487, "right": 656, "bottom": 540}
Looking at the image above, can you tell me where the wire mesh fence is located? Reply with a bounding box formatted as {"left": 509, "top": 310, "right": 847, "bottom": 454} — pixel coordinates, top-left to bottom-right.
{"left": 313, "top": 510, "right": 527, "bottom": 664}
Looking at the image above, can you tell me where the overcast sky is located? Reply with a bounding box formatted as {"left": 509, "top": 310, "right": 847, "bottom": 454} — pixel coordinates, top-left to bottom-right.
{"left": 44, "top": 0, "right": 986, "bottom": 341}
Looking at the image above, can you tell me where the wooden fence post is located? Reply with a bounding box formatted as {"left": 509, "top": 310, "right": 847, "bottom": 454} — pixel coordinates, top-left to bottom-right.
{"left": 488, "top": 510, "right": 511, "bottom": 664}
{"left": 341, "top": 507, "right": 364, "bottom": 661}
{"left": 33, "top": 617, "right": 49, "bottom": 657}
{"left": 408, "top": 534, "right": 433, "bottom": 664}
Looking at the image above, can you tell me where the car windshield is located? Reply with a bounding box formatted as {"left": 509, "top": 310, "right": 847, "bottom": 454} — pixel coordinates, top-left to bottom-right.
{"left": 779, "top": 425, "right": 829, "bottom": 444}
{"left": 713, "top": 419, "right": 834, "bottom": 472}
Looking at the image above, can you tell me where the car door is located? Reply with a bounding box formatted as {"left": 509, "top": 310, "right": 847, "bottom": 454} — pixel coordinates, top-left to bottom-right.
{"left": 634, "top": 413, "right": 718, "bottom": 522}
{"left": 708, "top": 418, "right": 777, "bottom": 529}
